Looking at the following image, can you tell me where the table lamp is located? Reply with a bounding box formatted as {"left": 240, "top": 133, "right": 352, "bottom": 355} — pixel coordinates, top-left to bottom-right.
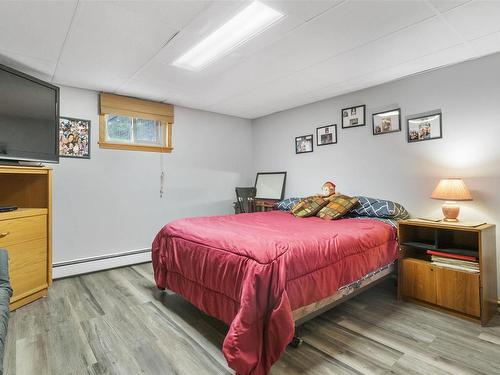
{"left": 431, "top": 178, "right": 472, "bottom": 222}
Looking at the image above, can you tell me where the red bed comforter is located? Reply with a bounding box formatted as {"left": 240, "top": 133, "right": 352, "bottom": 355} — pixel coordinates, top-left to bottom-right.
{"left": 152, "top": 211, "right": 398, "bottom": 375}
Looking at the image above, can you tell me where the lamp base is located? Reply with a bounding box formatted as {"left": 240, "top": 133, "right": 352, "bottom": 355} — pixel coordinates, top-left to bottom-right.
{"left": 442, "top": 201, "right": 460, "bottom": 222}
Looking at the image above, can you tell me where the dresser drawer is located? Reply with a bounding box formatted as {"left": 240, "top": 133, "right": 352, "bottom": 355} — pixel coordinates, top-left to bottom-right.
{"left": 0, "top": 215, "right": 47, "bottom": 247}
{"left": 8, "top": 238, "right": 48, "bottom": 303}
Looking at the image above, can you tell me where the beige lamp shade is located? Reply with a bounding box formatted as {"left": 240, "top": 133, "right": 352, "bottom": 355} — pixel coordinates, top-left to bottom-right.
{"left": 431, "top": 178, "right": 472, "bottom": 201}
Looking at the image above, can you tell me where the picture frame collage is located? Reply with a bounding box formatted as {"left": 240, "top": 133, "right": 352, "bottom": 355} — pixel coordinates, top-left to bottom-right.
{"left": 295, "top": 104, "right": 442, "bottom": 154}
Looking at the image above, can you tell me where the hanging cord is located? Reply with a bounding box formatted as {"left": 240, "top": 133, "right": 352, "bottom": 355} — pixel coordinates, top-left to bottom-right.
{"left": 160, "top": 154, "right": 165, "bottom": 198}
{"left": 160, "top": 172, "right": 165, "bottom": 198}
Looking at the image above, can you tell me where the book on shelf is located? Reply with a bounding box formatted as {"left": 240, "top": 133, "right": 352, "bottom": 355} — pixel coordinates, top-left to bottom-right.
{"left": 431, "top": 261, "right": 480, "bottom": 273}
{"left": 429, "top": 252, "right": 479, "bottom": 272}
{"left": 426, "top": 250, "right": 477, "bottom": 262}
{"left": 425, "top": 247, "right": 477, "bottom": 258}
{"left": 430, "top": 255, "right": 478, "bottom": 267}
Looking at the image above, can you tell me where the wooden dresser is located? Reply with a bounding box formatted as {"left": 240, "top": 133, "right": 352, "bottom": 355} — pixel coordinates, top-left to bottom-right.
{"left": 398, "top": 220, "right": 497, "bottom": 325}
{"left": 0, "top": 165, "right": 52, "bottom": 310}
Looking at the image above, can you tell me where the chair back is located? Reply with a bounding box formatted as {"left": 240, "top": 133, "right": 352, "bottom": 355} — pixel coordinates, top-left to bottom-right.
{"left": 235, "top": 187, "right": 256, "bottom": 213}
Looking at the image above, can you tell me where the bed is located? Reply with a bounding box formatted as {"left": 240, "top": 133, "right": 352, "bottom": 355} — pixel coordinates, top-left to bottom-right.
{"left": 152, "top": 210, "right": 398, "bottom": 375}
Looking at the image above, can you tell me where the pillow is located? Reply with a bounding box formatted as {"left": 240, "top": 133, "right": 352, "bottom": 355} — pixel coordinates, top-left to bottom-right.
{"left": 275, "top": 197, "right": 303, "bottom": 211}
{"left": 350, "top": 196, "right": 409, "bottom": 220}
{"left": 317, "top": 195, "right": 359, "bottom": 220}
{"left": 291, "top": 196, "right": 330, "bottom": 218}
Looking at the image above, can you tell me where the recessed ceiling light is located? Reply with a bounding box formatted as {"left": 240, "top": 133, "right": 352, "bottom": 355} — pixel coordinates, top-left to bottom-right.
{"left": 173, "top": 1, "right": 284, "bottom": 71}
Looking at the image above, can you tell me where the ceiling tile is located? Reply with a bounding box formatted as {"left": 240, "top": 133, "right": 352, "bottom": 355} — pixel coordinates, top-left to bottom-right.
{"left": 0, "top": 51, "right": 54, "bottom": 82}
{"left": 429, "top": 0, "right": 471, "bottom": 13}
{"left": 340, "top": 43, "right": 475, "bottom": 93}
{"left": 109, "top": 0, "right": 212, "bottom": 30}
{"left": 300, "top": 16, "right": 462, "bottom": 85}
{"left": 443, "top": 1, "right": 500, "bottom": 40}
{"left": 0, "top": 1, "right": 77, "bottom": 76}
{"left": 261, "top": 0, "right": 341, "bottom": 21}
{"left": 53, "top": 1, "right": 177, "bottom": 91}
{"left": 469, "top": 30, "right": 500, "bottom": 57}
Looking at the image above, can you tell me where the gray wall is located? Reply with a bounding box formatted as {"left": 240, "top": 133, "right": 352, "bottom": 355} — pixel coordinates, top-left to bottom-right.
{"left": 252, "top": 52, "right": 500, "bottom": 296}
{"left": 53, "top": 86, "right": 253, "bottom": 266}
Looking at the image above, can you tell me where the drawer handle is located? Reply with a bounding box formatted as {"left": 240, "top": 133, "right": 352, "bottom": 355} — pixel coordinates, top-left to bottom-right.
{"left": 0, "top": 232, "right": 9, "bottom": 238}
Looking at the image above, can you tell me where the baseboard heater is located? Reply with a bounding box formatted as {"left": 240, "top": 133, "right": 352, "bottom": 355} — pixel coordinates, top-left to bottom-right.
{"left": 52, "top": 248, "right": 151, "bottom": 279}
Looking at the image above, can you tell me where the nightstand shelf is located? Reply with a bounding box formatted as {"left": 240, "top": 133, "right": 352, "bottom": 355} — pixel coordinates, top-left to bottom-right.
{"left": 398, "top": 220, "right": 497, "bottom": 326}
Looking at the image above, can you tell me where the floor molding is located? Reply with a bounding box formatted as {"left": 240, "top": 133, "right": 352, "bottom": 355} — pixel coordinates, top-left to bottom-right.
{"left": 52, "top": 248, "right": 151, "bottom": 279}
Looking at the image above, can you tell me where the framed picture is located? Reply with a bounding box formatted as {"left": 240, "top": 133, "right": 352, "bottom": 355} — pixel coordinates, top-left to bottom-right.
{"left": 316, "top": 124, "right": 337, "bottom": 146}
{"left": 372, "top": 108, "right": 401, "bottom": 135}
{"left": 59, "top": 117, "right": 91, "bottom": 158}
{"left": 295, "top": 134, "right": 313, "bottom": 154}
{"left": 407, "top": 112, "right": 442, "bottom": 143}
{"left": 341, "top": 105, "right": 366, "bottom": 128}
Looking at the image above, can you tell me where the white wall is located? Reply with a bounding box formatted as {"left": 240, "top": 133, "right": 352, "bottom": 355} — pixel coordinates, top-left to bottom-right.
{"left": 52, "top": 86, "right": 253, "bottom": 275}
{"left": 252, "top": 52, "right": 500, "bottom": 296}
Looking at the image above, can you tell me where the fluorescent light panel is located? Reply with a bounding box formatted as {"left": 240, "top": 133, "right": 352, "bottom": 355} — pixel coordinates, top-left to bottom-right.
{"left": 173, "top": 1, "right": 284, "bottom": 71}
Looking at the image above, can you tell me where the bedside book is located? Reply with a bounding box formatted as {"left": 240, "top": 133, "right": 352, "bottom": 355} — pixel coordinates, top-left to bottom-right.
{"left": 426, "top": 250, "right": 477, "bottom": 262}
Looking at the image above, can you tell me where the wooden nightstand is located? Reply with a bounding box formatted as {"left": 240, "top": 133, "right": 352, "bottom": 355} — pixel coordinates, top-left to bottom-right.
{"left": 398, "top": 220, "right": 497, "bottom": 326}
{"left": 255, "top": 199, "right": 277, "bottom": 212}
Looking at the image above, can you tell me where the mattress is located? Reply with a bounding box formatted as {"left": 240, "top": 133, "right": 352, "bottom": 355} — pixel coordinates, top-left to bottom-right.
{"left": 152, "top": 211, "right": 398, "bottom": 375}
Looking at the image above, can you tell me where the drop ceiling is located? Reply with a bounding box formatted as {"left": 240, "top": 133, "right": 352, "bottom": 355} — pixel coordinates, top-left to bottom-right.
{"left": 1, "top": 0, "right": 499, "bottom": 119}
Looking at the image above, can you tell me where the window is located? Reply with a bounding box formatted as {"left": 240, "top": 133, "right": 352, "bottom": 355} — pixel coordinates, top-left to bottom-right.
{"left": 99, "top": 93, "right": 173, "bottom": 153}
{"left": 105, "top": 115, "right": 164, "bottom": 146}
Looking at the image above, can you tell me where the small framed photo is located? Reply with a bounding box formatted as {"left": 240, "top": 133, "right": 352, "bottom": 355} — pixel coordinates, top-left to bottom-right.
{"left": 372, "top": 108, "right": 401, "bottom": 135}
{"left": 59, "top": 117, "right": 91, "bottom": 158}
{"left": 407, "top": 112, "right": 442, "bottom": 143}
{"left": 341, "top": 105, "right": 366, "bottom": 128}
{"left": 295, "top": 134, "right": 313, "bottom": 154}
{"left": 316, "top": 124, "right": 337, "bottom": 146}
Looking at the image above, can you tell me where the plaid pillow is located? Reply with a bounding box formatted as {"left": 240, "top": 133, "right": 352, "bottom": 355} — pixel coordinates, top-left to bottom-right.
{"left": 275, "top": 197, "right": 303, "bottom": 211}
{"left": 291, "top": 196, "right": 330, "bottom": 218}
{"left": 317, "top": 195, "right": 359, "bottom": 220}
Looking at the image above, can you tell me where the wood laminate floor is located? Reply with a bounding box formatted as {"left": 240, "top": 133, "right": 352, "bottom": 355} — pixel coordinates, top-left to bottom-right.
{"left": 5, "top": 263, "right": 500, "bottom": 375}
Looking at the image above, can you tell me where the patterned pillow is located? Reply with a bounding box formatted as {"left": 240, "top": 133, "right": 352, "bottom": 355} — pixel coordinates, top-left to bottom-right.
{"left": 350, "top": 196, "right": 409, "bottom": 220}
{"left": 317, "top": 195, "right": 359, "bottom": 220}
{"left": 275, "top": 197, "right": 303, "bottom": 211}
{"left": 291, "top": 196, "right": 330, "bottom": 218}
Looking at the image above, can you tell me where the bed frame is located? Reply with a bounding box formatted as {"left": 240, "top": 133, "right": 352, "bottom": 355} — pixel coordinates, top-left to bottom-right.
{"left": 289, "top": 262, "right": 396, "bottom": 347}
{"left": 158, "top": 261, "right": 396, "bottom": 348}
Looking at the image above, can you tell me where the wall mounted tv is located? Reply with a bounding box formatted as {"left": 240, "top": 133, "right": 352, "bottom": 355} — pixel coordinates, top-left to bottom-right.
{"left": 0, "top": 63, "right": 59, "bottom": 164}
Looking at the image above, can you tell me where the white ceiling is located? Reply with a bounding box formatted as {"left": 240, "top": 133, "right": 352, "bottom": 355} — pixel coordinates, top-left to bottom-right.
{"left": 1, "top": 0, "right": 499, "bottom": 119}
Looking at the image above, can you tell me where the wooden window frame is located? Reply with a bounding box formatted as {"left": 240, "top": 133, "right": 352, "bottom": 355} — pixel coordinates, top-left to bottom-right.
{"left": 99, "top": 93, "right": 174, "bottom": 153}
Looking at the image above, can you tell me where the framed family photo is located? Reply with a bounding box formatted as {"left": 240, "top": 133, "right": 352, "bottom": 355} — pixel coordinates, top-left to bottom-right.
{"left": 372, "top": 108, "right": 401, "bottom": 135}
{"left": 341, "top": 105, "right": 366, "bottom": 128}
{"left": 407, "top": 112, "right": 442, "bottom": 143}
{"left": 316, "top": 124, "right": 337, "bottom": 146}
{"left": 59, "top": 117, "right": 91, "bottom": 158}
{"left": 295, "top": 134, "right": 313, "bottom": 154}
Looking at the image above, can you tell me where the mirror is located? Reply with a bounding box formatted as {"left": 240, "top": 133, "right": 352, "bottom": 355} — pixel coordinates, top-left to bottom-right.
{"left": 254, "top": 172, "right": 286, "bottom": 200}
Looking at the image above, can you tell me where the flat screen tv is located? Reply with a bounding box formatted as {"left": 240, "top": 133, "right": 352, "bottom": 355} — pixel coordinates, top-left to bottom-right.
{"left": 0, "top": 63, "right": 59, "bottom": 163}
